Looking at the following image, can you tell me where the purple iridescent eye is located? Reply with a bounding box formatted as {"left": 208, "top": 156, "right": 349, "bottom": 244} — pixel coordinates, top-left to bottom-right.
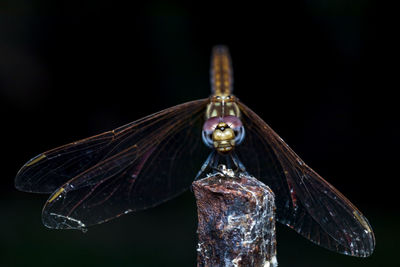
{"left": 202, "top": 116, "right": 243, "bottom": 132}
{"left": 202, "top": 117, "right": 220, "bottom": 132}
{"left": 202, "top": 116, "right": 245, "bottom": 148}
{"left": 223, "top": 115, "right": 243, "bottom": 129}
{"left": 202, "top": 117, "right": 219, "bottom": 148}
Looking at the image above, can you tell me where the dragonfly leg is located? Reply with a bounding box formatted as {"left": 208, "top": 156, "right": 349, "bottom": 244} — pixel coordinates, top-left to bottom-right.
{"left": 194, "top": 151, "right": 217, "bottom": 181}
{"left": 231, "top": 152, "right": 248, "bottom": 175}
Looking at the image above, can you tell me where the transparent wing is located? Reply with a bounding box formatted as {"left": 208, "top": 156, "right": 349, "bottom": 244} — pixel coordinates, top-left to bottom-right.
{"left": 16, "top": 99, "right": 209, "bottom": 229}
{"left": 236, "top": 100, "right": 375, "bottom": 257}
{"left": 15, "top": 99, "right": 208, "bottom": 193}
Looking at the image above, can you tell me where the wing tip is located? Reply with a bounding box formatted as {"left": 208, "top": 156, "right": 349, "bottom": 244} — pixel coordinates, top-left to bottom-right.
{"left": 15, "top": 153, "right": 47, "bottom": 189}
{"left": 42, "top": 210, "right": 87, "bottom": 232}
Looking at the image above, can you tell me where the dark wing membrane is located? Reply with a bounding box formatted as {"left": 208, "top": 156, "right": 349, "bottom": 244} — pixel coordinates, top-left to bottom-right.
{"left": 16, "top": 99, "right": 210, "bottom": 229}
{"left": 236, "top": 100, "right": 375, "bottom": 257}
{"left": 16, "top": 99, "right": 208, "bottom": 194}
{"left": 42, "top": 99, "right": 210, "bottom": 229}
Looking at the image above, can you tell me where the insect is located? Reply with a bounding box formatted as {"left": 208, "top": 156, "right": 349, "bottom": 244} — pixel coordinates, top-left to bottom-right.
{"left": 15, "top": 45, "right": 375, "bottom": 257}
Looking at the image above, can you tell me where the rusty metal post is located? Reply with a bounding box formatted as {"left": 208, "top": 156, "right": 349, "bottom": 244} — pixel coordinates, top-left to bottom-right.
{"left": 193, "top": 171, "right": 277, "bottom": 267}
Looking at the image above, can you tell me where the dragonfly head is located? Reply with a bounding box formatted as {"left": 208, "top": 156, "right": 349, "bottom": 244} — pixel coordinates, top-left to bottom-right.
{"left": 202, "top": 116, "right": 245, "bottom": 154}
{"left": 212, "top": 122, "right": 235, "bottom": 153}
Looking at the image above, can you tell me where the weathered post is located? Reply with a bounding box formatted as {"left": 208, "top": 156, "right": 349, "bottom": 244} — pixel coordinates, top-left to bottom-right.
{"left": 193, "top": 169, "right": 277, "bottom": 267}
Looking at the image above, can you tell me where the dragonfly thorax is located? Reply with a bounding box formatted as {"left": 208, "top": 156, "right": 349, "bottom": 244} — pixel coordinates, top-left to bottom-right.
{"left": 206, "top": 95, "right": 240, "bottom": 119}
{"left": 202, "top": 115, "right": 245, "bottom": 154}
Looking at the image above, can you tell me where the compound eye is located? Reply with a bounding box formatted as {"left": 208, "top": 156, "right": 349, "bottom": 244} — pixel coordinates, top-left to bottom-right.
{"left": 221, "top": 116, "right": 245, "bottom": 145}
{"left": 202, "top": 117, "right": 220, "bottom": 132}
{"left": 223, "top": 115, "right": 243, "bottom": 129}
{"left": 202, "top": 117, "right": 220, "bottom": 148}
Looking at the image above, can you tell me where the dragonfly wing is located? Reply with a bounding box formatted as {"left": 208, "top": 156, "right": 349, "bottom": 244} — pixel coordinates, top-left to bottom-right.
{"left": 16, "top": 130, "right": 118, "bottom": 194}
{"left": 17, "top": 99, "right": 209, "bottom": 229}
{"left": 16, "top": 99, "right": 208, "bottom": 194}
{"left": 236, "top": 100, "right": 375, "bottom": 257}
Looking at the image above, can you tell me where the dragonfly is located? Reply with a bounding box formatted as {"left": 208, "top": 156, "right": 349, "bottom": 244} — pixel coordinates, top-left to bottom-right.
{"left": 15, "top": 45, "right": 375, "bottom": 257}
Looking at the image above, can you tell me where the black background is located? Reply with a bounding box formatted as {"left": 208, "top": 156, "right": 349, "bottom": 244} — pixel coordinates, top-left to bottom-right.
{"left": 1, "top": 1, "right": 398, "bottom": 266}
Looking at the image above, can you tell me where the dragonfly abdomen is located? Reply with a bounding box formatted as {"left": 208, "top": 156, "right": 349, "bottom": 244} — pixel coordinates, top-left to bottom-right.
{"left": 210, "top": 45, "right": 233, "bottom": 97}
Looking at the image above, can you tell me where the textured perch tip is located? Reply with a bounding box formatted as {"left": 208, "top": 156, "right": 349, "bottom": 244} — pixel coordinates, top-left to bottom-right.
{"left": 193, "top": 170, "right": 277, "bottom": 267}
